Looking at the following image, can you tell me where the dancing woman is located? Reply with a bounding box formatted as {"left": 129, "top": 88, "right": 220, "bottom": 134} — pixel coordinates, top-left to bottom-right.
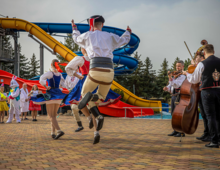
{"left": 31, "top": 59, "right": 67, "bottom": 139}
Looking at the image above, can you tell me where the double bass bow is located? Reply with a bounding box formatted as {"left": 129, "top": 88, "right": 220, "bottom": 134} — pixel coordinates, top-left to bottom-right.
{"left": 171, "top": 41, "right": 200, "bottom": 136}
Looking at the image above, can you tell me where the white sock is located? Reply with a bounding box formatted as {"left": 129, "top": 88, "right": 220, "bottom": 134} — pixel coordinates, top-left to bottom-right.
{"left": 96, "top": 115, "right": 103, "bottom": 120}
{"left": 87, "top": 115, "right": 92, "bottom": 121}
{"left": 51, "top": 132, "right": 55, "bottom": 135}
{"left": 94, "top": 131, "right": 99, "bottom": 136}
{"left": 57, "top": 130, "right": 62, "bottom": 133}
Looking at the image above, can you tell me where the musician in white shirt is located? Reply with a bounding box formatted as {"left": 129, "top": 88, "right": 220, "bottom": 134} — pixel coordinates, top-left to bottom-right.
{"left": 163, "top": 61, "right": 186, "bottom": 137}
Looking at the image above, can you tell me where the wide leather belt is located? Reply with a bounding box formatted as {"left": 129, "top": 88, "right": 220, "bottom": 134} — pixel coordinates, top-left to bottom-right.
{"left": 90, "top": 57, "right": 113, "bottom": 69}
{"left": 90, "top": 68, "right": 111, "bottom": 72}
{"left": 88, "top": 74, "right": 112, "bottom": 85}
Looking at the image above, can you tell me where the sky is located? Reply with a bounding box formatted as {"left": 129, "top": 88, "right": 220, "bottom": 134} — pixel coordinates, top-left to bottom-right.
{"left": 1, "top": 0, "right": 220, "bottom": 74}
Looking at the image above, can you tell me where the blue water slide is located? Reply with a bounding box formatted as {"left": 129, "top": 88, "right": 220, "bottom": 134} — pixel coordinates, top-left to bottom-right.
{"left": 31, "top": 22, "right": 140, "bottom": 75}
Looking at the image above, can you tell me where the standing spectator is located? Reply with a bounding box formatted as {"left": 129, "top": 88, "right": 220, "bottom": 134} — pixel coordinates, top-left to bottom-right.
{"left": 0, "top": 84, "right": 9, "bottom": 123}
{"left": 28, "top": 85, "right": 41, "bottom": 121}
{"left": 20, "top": 83, "right": 29, "bottom": 120}
{"left": 5, "top": 92, "right": 9, "bottom": 120}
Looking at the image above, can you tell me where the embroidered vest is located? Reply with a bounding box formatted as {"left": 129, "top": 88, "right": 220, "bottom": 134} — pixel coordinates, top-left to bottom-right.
{"left": 200, "top": 55, "right": 220, "bottom": 90}
{"left": 79, "top": 56, "right": 90, "bottom": 75}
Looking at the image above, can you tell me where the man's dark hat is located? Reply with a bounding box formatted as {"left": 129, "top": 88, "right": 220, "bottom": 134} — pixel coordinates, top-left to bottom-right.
{"left": 87, "top": 15, "right": 105, "bottom": 24}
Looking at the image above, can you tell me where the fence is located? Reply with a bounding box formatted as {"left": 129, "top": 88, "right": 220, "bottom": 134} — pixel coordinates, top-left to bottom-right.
{"left": 123, "top": 107, "right": 171, "bottom": 119}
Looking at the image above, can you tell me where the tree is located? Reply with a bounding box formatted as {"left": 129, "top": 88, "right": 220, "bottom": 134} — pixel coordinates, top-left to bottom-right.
{"left": 29, "top": 53, "right": 40, "bottom": 78}
{"left": 141, "top": 57, "right": 158, "bottom": 99}
{"left": 171, "top": 57, "right": 180, "bottom": 71}
{"left": 156, "top": 58, "right": 170, "bottom": 102}
{"left": 2, "top": 35, "right": 14, "bottom": 73}
{"left": 125, "top": 51, "right": 145, "bottom": 96}
{"left": 184, "top": 58, "right": 191, "bottom": 70}
{"left": 56, "top": 34, "right": 80, "bottom": 72}
{"left": 17, "top": 44, "right": 31, "bottom": 79}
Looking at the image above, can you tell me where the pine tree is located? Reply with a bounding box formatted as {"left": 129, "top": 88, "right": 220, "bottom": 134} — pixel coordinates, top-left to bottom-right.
{"left": 171, "top": 57, "right": 180, "bottom": 71}
{"left": 142, "top": 57, "right": 158, "bottom": 99}
{"left": 125, "top": 51, "right": 144, "bottom": 96}
{"left": 29, "top": 53, "right": 40, "bottom": 78}
{"left": 156, "top": 58, "right": 170, "bottom": 102}
{"left": 2, "top": 35, "right": 14, "bottom": 73}
{"left": 56, "top": 34, "right": 80, "bottom": 72}
{"left": 17, "top": 44, "right": 30, "bottom": 79}
{"left": 184, "top": 58, "right": 191, "bottom": 70}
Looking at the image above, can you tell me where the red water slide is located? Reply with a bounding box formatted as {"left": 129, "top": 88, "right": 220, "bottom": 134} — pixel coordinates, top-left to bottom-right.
{"left": 0, "top": 70, "right": 154, "bottom": 118}
{"left": 0, "top": 70, "right": 69, "bottom": 94}
{"left": 99, "top": 100, "right": 154, "bottom": 118}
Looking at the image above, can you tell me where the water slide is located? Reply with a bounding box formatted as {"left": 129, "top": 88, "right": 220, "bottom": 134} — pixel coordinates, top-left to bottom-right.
{"left": 32, "top": 22, "right": 139, "bottom": 75}
{"left": 0, "top": 18, "right": 162, "bottom": 113}
{"left": 0, "top": 70, "right": 69, "bottom": 94}
{"left": 99, "top": 100, "right": 154, "bottom": 118}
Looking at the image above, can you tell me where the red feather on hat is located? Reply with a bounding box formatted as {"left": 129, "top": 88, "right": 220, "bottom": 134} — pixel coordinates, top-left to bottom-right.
{"left": 54, "top": 62, "right": 63, "bottom": 73}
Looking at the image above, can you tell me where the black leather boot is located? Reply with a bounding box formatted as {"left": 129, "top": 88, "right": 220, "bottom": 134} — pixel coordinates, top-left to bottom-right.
{"left": 93, "top": 134, "right": 100, "bottom": 144}
{"left": 78, "top": 92, "right": 99, "bottom": 110}
{"left": 168, "top": 131, "right": 178, "bottom": 136}
{"left": 196, "top": 133, "right": 209, "bottom": 140}
{"left": 90, "top": 106, "right": 104, "bottom": 131}
{"left": 205, "top": 142, "right": 219, "bottom": 148}
{"left": 75, "top": 121, "right": 84, "bottom": 132}
{"left": 202, "top": 136, "right": 211, "bottom": 142}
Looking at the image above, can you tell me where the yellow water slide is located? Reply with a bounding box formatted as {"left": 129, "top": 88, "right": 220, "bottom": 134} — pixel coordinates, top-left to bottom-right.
{"left": 0, "top": 18, "right": 162, "bottom": 111}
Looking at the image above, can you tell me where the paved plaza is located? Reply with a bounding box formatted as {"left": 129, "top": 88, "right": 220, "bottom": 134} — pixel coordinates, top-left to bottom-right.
{"left": 0, "top": 115, "right": 220, "bottom": 170}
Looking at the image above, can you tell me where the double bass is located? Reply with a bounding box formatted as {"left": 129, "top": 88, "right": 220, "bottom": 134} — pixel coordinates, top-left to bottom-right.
{"left": 171, "top": 41, "right": 206, "bottom": 135}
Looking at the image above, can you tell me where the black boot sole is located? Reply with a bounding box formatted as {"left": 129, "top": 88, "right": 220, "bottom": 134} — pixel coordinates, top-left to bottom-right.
{"left": 205, "top": 144, "right": 219, "bottom": 148}
{"left": 97, "top": 116, "right": 104, "bottom": 131}
{"left": 75, "top": 127, "right": 84, "bottom": 132}
{"left": 52, "top": 134, "right": 56, "bottom": 139}
{"left": 93, "top": 135, "right": 100, "bottom": 144}
{"left": 78, "top": 92, "right": 93, "bottom": 110}
{"left": 196, "top": 135, "right": 210, "bottom": 140}
{"left": 202, "top": 139, "right": 211, "bottom": 142}
{"left": 54, "top": 131, "right": 65, "bottom": 140}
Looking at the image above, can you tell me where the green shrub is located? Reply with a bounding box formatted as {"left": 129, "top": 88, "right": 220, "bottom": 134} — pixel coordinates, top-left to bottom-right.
{"left": 113, "top": 89, "right": 125, "bottom": 102}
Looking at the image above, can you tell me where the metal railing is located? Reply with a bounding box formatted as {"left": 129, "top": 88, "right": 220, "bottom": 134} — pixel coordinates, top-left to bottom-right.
{"left": 123, "top": 107, "right": 171, "bottom": 119}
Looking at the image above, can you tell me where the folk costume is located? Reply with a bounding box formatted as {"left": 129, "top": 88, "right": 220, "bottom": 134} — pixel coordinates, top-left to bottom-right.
{"left": 193, "top": 40, "right": 210, "bottom": 142}
{"left": 72, "top": 15, "right": 131, "bottom": 132}
{"left": 187, "top": 55, "right": 220, "bottom": 148}
{"left": 0, "top": 84, "right": 9, "bottom": 112}
{"left": 64, "top": 56, "right": 121, "bottom": 133}
{"left": 31, "top": 71, "right": 66, "bottom": 105}
{"left": 6, "top": 76, "right": 21, "bottom": 123}
{"left": 31, "top": 70, "right": 67, "bottom": 139}
{"left": 64, "top": 73, "right": 84, "bottom": 132}
{"left": 20, "top": 88, "right": 29, "bottom": 113}
{"left": 29, "top": 90, "right": 41, "bottom": 111}
{"left": 167, "top": 74, "right": 186, "bottom": 137}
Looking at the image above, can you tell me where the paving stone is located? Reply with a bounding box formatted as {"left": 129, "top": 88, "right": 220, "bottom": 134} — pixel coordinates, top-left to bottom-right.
{"left": 1, "top": 116, "right": 220, "bottom": 169}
